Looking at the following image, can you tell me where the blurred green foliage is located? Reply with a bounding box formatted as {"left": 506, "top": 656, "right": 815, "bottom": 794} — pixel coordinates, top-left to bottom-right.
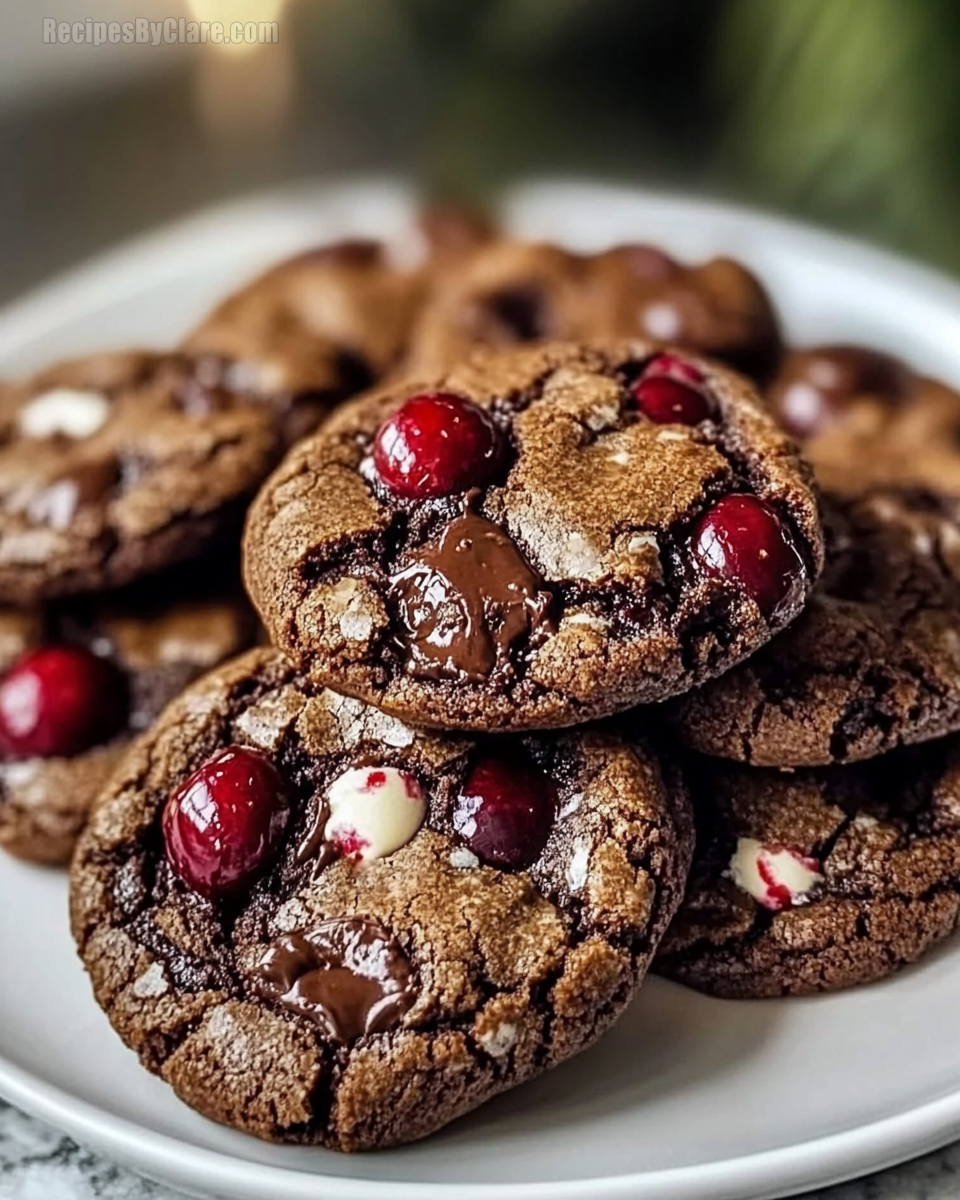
{"left": 720, "top": 0, "right": 960, "bottom": 271}
{"left": 296, "top": 0, "right": 960, "bottom": 271}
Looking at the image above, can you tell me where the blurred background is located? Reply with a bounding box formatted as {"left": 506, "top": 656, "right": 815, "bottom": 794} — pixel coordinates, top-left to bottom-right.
{"left": 2, "top": 0, "right": 960, "bottom": 304}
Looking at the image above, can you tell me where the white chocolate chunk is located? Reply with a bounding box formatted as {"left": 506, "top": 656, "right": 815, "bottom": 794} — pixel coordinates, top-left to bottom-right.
{"left": 567, "top": 838, "right": 591, "bottom": 891}
{"left": 19, "top": 388, "right": 110, "bottom": 439}
{"left": 132, "top": 962, "right": 169, "bottom": 999}
{"left": 626, "top": 532, "right": 659, "bottom": 557}
{"left": 728, "top": 837, "right": 823, "bottom": 912}
{"left": 325, "top": 766, "right": 426, "bottom": 863}
{"left": 449, "top": 846, "right": 480, "bottom": 869}
{"left": 479, "top": 1022, "right": 517, "bottom": 1058}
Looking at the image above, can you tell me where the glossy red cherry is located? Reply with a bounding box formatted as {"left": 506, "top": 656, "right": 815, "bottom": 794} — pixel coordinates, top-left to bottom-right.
{"left": 0, "top": 646, "right": 127, "bottom": 760}
{"left": 631, "top": 376, "right": 711, "bottom": 425}
{"left": 163, "top": 746, "right": 290, "bottom": 899}
{"left": 631, "top": 354, "right": 711, "bottom": 425}
{"left": 373, "top": 392, "right": 500, "bottom": 499}
{"left": 452, "top": 753, "right": 558, "bottom": 870}
{"left": 692, "top": 494, "right": 805, "bottom": 618}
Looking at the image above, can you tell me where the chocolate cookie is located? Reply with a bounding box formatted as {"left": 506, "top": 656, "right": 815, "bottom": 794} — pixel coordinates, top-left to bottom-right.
{"left": 655, "top": 743, "right": 960, "bottom": 997}
{"left": 767, "top": 344, "right": 960, "bottom": 500}
{"left": 70, "top": 649, "right": 693, "bottom": 1150}
{"left": 244, "top": 340, "right": 823, "bottom": 732}
{"left": 406, "top": 239, "right": 782, "bottom": 379}
{"left": 666, "top": 348, "right": 960, "bottom": 767}
{"left": 184, "top": 239, "right": 425, "bottom": 406}
{"left": 0, "top": 567, "right": 254, "bottom": 865}
{"left": 0, "top": 350, "right": 324, "bottom": 604}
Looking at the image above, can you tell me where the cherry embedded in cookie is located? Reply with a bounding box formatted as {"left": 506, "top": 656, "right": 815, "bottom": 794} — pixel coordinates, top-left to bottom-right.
{"left": 631, "top": 377, "right": 711, "bottom": 426}
{"left": 0, "top": 646, "right": 127, "bottom": 760}
{"left": 452, "top": 752, "right": 558, "bottom": 869}
{"left": 630, "top": 355, "right": 711, "bottom": 425}
{"left": 163, "top": 745, "right": 290, "bottom": 899}
{"left": 372, "top": 392, "right": 500, "bottom": 499}
{"left": 692, "top": 493, "right": 805, "bottom": 618}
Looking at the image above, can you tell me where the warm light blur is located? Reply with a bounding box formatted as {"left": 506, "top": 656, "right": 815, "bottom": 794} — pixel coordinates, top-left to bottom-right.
{"left": 187, "top": 0, "right": 288, "bottom": 55}
{"left": 195, "top": 35, "right": 295, "bottom": 132}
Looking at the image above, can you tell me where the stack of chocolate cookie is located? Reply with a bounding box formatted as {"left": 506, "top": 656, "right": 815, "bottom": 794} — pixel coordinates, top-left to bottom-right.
{"left": 3, "top": 216, "right": 949, "bottom": 1151}
{"left": 657, "top": 346, "right": 960, "bottom": 996}
{"left": 0, "top": 231, "right": 437, "bottom": 866}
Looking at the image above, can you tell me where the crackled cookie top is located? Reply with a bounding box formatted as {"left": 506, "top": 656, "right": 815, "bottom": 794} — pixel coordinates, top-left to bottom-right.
{"left": 767, "top": 344, "right": 960, "bottom": 500}
{"left": 0, "top": 564, "right": 254, "bottom": 865}
{"left": 406, "top": 239, "right": 782, "bottom": 379}
{"left": 655, "top": 745, "right": 960, "bottom": 997}
{"left": 667, "top": 490, "right": 960, "bottom": 766}
{"left": 0, "top": 350, "right": 315, "bottom": 603}
{"left": 244, "top": 340, "right": 823, "bottom": 731}
{"left": 668, "top": 349, "right": 960, "bottom": 768}
{"left": 184, "top": 240, "right": 426, "bottom": 405}
{"left": 70, "top": 649, "right": 692, "bottom": 1150}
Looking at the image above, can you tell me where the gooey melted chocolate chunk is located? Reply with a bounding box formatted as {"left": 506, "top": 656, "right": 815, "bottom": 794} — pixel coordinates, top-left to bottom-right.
{"left": 255, "top": 917, "right": 416, "bottom": 1043}
{"left": 388, "top": 507, "right": 555, "bottom": 683}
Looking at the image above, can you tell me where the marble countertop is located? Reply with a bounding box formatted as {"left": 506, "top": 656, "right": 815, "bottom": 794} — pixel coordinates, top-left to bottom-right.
{"left": 2, "top": 1099, "right": 958, "bottom": 1200}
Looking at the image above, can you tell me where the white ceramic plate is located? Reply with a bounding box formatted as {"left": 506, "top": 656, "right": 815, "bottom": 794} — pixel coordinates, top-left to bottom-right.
{"left": 3, "top": 180, "right": 960, "bottom": 1200}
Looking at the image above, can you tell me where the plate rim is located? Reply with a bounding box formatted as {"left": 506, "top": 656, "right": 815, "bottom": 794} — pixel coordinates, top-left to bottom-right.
{"left": 5, "top": 1046, "right": 960, "bottom": 1200}
{"left": 4, "top": 176, "right": 960, "bottom": 1200}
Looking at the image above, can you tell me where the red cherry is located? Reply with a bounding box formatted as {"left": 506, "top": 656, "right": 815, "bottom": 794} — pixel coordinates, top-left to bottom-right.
{"left": 643, "top": 353, "right": 705, "bottom": 385}
{"left": 631, "top": 376, "right": 711, "bottom": 425}
{"left": 630, "top": 354, "right": 711, "bottom": 425}
{"left": 163, "top": 746, "right": 290, "bottom": 899}
{"left": 452, "top": 753, "right": 557, "bottom": 870}
{"left": 373, "top": 392, "right": 500, "bottom": 499}
{"left": 0, "top": 646, "right": 127, "bottom": 760}
{"left": 692, "top": 494, "right": 805, "bottom": 618}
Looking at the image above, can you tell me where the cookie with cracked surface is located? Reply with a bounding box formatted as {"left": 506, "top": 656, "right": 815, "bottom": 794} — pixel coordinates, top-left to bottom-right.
{"left": 406, "top": 239, "right": 782, "bottom": 379}
{"left": 184, "top": 239, "right": 426, "bottom": 409}
{"left": 666, "top": 489, "right": 960, "bottom": 766}
{"left": 0, "top": 349, "right": 323, "bottom": 604}
{"left": 767, "top": 344, "right": 960, "bottom": 501}
{"left": 0, "top": 564, "right": 254, "bottom": 865}
{"left": 70, "top": 648, "right": 693, "bottom": 1150}
{"left": 243, "top": 340, "right": 823, "bottom": 732}
{"left": 655, "top": 743, "right": 960, "bottom": 997}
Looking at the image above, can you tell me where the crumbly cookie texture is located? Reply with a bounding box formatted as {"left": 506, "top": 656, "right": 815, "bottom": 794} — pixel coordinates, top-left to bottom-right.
{"left": 70, "top": 649, "right": 692, "bottom": 1150}
{"left": 665, "top": 489, "right": 960, "bottom": 766}
{"left": 0, "top": 350, "right": 319, "bottom": 604}
{"left": 244, "top": 339, "right": 823, "bottom": 732}
{"left": 0, "top": 567, "right": 254, "bottom": 865}
{"left": 405, "top": 240, "right": 782, "bottom": 380}
{"left": 655, "top": 743, "right": 960, "bottom": 997}
{"left": 184, "top": 240, "right": 427, "bottom": 404}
